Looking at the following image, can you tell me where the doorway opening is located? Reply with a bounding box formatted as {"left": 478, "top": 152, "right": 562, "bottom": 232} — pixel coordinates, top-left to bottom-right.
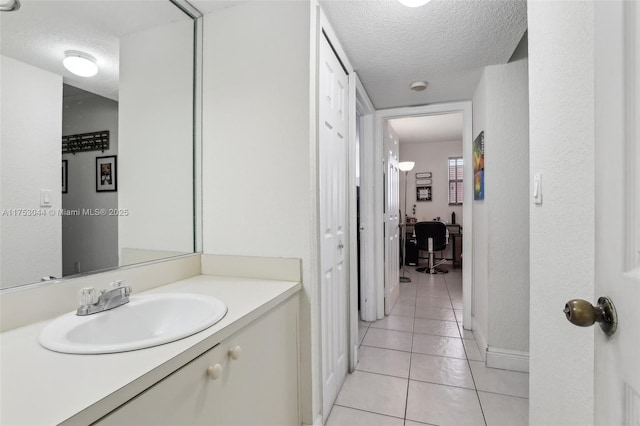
{"left": 357, "top": 102, "right": 473, "bottom": 331}
{"left": 390, "top": 113, "right": 464, "bottom": 289}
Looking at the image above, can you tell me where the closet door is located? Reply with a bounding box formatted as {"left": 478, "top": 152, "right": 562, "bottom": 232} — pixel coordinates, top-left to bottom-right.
{"left": 318, "top": 33, "right": 349, "bottom": 421}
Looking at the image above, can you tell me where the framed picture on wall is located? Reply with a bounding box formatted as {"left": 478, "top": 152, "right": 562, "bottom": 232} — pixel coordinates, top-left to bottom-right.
{"left": 416, "top": 172, "right": 432, "bottom": 179}
{"left": 416, "top": 179, "right": 432, "bottom": 185}
{"left": 474, "top": 131, "right": 485, "bottom": 200}
{"left": 416, "top": 185, "right": 432, "bottom": 201}
{"left": 62, "top": 160, "right": 68, "bottom": 194}
{"left": 96, "top": 155, "right": 117, "bottom": 192}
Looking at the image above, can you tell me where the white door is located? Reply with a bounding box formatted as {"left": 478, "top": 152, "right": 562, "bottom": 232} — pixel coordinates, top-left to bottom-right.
{"left": 384, "top": 150, "right": 400, "bottom": 315}
{"left": 319, "top": 34, "right": 349, "bottom": 420}
{"left": 592, "top": 2, "right": 640, "bottom": 423}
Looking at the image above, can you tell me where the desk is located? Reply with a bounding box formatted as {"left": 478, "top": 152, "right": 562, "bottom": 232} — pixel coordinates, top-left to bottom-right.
{"left": 404, "top": 223, "right": 463, "bottom": 269}
{"left": 447, "top": 225, "right": 463, "bottom": 269}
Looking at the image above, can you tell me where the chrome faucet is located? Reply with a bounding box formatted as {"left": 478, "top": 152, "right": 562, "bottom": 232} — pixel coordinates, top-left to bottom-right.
{"left": 77, "top": 281, "right": 132, "bottom": 316}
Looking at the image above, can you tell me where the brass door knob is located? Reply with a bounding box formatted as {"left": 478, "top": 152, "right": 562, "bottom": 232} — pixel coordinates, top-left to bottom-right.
{"left": 563, "top": 297, "right": 617, "bottom": 336}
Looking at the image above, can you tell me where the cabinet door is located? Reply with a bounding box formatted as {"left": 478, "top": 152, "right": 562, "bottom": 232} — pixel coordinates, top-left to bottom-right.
{"left": 96, "top": 296, "right": 299, "bottom": 426}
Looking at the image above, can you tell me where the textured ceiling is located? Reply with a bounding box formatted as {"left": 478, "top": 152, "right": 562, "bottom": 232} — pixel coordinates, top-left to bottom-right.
{"left": 320, "top": 0, "right": 527, "bottom": 109}
{"left": 1, "top": 0, "right": 189, "bottom": 100}
{"left": 390, "top": 112, "right": 462, "bottom": 144}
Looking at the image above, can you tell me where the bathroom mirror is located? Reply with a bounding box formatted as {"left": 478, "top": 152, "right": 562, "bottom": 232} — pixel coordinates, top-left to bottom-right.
{"left": 0, "top": 0, "right": 198, "bottom": 289}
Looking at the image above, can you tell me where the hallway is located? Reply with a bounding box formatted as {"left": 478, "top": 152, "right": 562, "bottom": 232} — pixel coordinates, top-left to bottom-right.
{"left": 327, "top": 267, "right": 529, "bottom": 426}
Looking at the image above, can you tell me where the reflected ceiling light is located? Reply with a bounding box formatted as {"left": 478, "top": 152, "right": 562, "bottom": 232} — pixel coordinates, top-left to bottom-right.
{"left": 410, "top": 81, "right": 428, "bottom": 92}
{"left": 398, "top": 0, "right": 431, "bottom": 7}
{"left": 0, "top": 0, "right": 21, "bottom": 12}
{"left": 399, "top": 161, "right": 415, "bottom": 172}
{"left": 63, "top": 50, "right": 98, "bottom": 77}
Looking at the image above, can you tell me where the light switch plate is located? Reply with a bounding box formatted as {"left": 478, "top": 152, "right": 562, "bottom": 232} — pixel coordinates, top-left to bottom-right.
{"left": 40, "top": 189, "right": 52, "bottom": 207}
{"left": 533, "top": 173, "right": 542, "bottom": 205}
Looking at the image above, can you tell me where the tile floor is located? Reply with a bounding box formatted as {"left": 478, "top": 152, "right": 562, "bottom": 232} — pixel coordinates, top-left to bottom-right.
{"left": 327, "top": 266, "right": 529, "bottom": 426}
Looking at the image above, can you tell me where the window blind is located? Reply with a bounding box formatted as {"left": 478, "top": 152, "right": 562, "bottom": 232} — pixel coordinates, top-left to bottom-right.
{"left": 448, "top": 157, "right": 463, "bottom": 204}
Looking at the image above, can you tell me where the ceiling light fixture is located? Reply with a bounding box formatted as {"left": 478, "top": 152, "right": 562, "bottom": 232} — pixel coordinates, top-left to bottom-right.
{"left": 0, "top": 0, "right": 21, "bottom": 12}
{"left": 63, "top": 50, "right": 98, "bottom": 77}
{"left": 398, "top": 0, "right": 431, "bottom": 7}
{"left": 410, "top": 81, "right": 428, "bottom": 92}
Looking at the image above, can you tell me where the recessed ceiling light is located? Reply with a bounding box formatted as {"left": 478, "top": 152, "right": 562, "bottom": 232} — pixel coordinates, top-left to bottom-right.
{"left": 63, "top": 50, "right": 98, "bottom": 77}
{"left": 410, "top": 81, "right": 428, "bottom": 92}
{"left": 398, "top": 0, "right": 432, "bottom": 7}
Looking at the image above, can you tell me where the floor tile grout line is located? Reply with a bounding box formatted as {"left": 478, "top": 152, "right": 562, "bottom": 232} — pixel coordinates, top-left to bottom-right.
{"left": 332, "top": 403, "right": 406, "bottom": 422}
{"left": 461, "top": 328, "right": 489, "bottom": 426}
{"left": 403, "top": 281, "right": 420, "bottom": 422}
{"left": 369, "top": 326, "right": 415, "bottom": 333}
{"left": 404, "top": 420, "right": 438, "bottom": 426}
{"left": 446, "top": 268, "right": 489, "bottom": 425}
{"left": 354, "top": 367, "right": 410, "bottom": 380}
{"left": 412, "top": 330, "right": 462, "bottom": 339}
{"left": 415, "top": 318, "right": 459, "bottom": 324}
{"left": 476, "top": 388, "right": 530, "bottom": 400}
{"left": 359, "top": 324, "right": 371, "bottom": 348}
{"left": 358, "top": 344, "right": 417, "bottom": 356}
{"left": 407, "top": 376, "right": 477, "bottom": 391}
{"left": 404, "top": 351, "right": 413, "bottom": 421}
{"left": 441, "top": 269, "right": 489, "bottom": 425}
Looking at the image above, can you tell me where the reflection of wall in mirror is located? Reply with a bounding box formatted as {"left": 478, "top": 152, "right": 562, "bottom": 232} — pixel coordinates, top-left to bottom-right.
{"left": 118, "top": 19, "right": 194, "bottom": 262}
{"left": 62, "top": 86, "right": 119, "bottom": 277}
{"left": 0, "top": 56, "right": 62, "bottom": 288}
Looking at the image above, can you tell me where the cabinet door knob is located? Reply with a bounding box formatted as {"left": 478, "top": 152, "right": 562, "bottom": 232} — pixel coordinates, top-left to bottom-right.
{"left": 207, "top": 364, "right": 222, "bottom": 380}
{"left": 229, "top": 345, "right": 242, "bottom": 360}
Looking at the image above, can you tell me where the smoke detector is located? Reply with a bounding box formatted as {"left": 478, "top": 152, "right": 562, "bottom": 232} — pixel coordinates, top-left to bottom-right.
{"left": 398, "top": 0, "right": 431, "bottom": 7}
{"left": 410, "top": 81, "right": 428, "bottom": 92}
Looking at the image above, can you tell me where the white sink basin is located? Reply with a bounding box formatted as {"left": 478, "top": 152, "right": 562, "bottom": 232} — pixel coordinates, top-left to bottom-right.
{"left": 39, "top": 293, "right": 227, "bottom": 354}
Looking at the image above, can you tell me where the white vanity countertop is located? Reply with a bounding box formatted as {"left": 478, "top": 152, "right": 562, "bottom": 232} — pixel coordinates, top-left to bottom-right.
{"left": 0, "top": 275, "right": 301, "bottom": 426}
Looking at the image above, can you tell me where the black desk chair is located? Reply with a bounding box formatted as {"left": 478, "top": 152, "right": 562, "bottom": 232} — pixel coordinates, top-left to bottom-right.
{"left": 415, "top": 221, "right": 449, "bottom": 274}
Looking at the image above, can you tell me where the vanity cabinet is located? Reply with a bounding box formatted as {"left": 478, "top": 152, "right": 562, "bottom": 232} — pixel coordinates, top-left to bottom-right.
{"left": 95, "top": 295, "right": 299, "bottom": 426}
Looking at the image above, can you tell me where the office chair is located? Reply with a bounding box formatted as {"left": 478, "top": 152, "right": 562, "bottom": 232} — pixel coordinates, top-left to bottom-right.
{"left": 414, "top": 221, "right": 449, "bottom": 274}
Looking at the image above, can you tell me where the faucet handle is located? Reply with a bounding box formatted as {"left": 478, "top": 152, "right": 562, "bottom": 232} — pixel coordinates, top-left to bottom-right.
{"left": 110, "top": 280, "right": 124, "bottom": 289}
{"left": 79, "top": 287, "right": 100, "bottom": 306}
{"left": 110, "top": 280, "right": 131, "bottom": 295}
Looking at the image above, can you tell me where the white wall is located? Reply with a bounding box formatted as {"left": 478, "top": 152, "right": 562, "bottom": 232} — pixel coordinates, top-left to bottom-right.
{"left": 471, "top": 58, "right": 530, "bottom": 358}
{"left": 471, "top": 71, "right": 489, "bottom": 348}
{"left": 399, "top": 141, "right": 463, "bottom": 224}
{"left": 118, "top": 19, "right": 194, "bottom": 260}
{"left": 0, "top": 56, "right": 62, "bottom": 288}
{"left": 485, "top": 59, "right": 529, "bottom": 353}
{"left": 528, "top": 2, "right": 595, "bottom": 424}
{"left": 62, "top": 89, "right": 118, "bottom": 276}
{"left": 201, "top": 2, "right": 316, "bottom": 422}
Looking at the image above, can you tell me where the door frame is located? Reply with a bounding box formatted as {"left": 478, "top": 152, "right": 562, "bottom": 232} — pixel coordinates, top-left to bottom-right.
{"left": 354, "top": 76, "right": 377, "bottom": 324}
{"left": 374, "top": 102, "right": 473, "bottom": 329}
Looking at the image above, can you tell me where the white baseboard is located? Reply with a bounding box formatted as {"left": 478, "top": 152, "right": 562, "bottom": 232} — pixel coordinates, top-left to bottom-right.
{"left": 470, "top": 316, "right": 529, "bottom": 372}
{"left": 486, "top": 347, "right": 530, "bottom": 373}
